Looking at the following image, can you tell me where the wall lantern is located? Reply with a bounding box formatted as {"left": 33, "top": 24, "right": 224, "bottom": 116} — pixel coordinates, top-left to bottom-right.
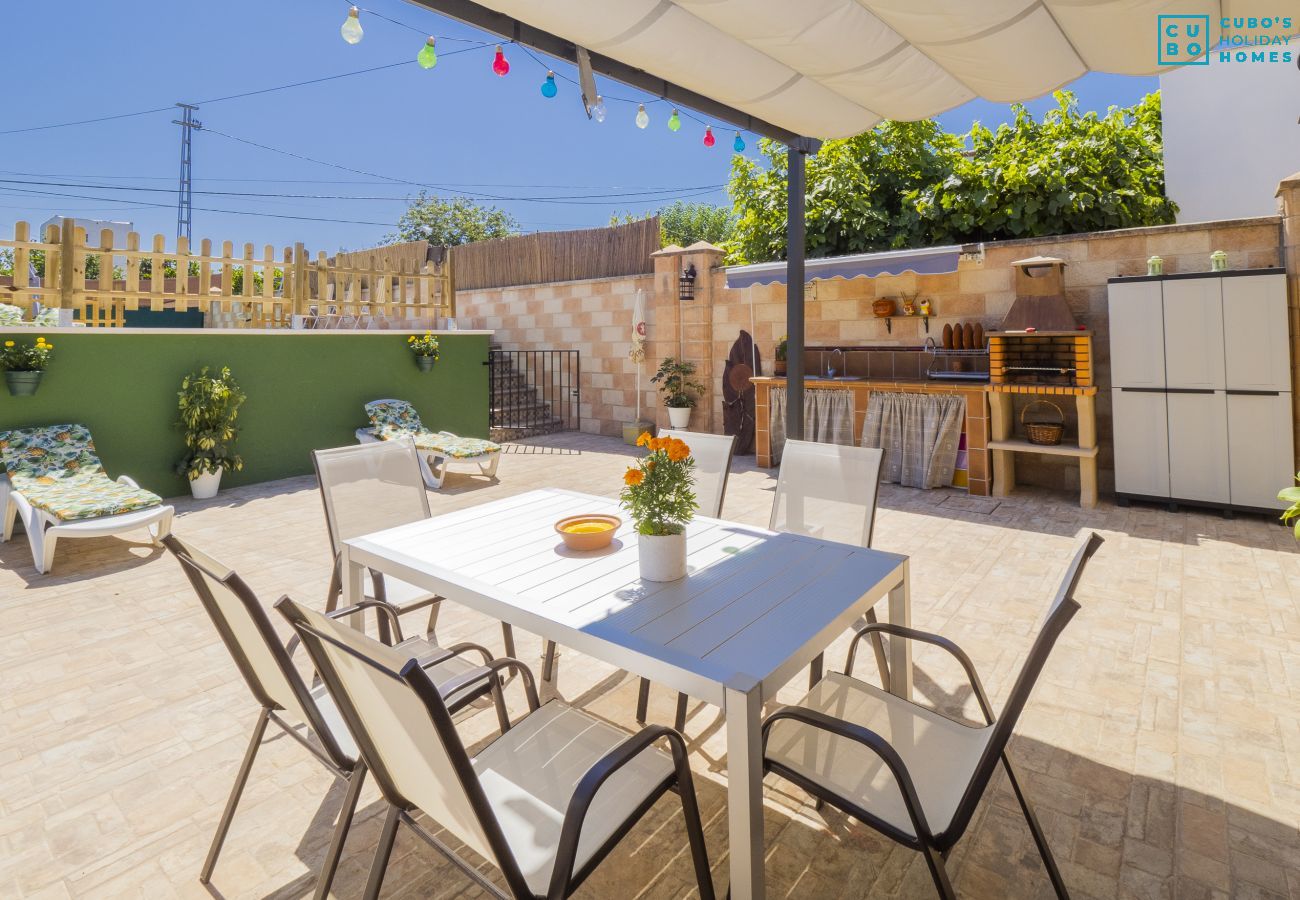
{"left": 678, "top": 262, "right": 698, "bottom": 301}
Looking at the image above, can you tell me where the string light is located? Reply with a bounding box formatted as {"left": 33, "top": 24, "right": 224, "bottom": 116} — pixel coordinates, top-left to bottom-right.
{"left": 340, "top": 6, "right": 363, "bottom": 44}
{"left": 417, "top": 36, "right": 437, "bottom": 69}
{"left": 492, "top": 45, "right": 510, "bottom": 76}
{"left": 592, "top": 96, "right": 606, "bottom": 123}
{"left": 635, "top": 104, "right": 649, "bottom": 129}
{"left": 733, "top": 131, "right": 745, "bottom": 153}
{"left": 668, "top": 109, "right": 682, "bottom": 132}
{"left": 703, "top": 125, "right": 715, "bottom": 147}
{"left": 540, "top": 70, "right": 557, "bottom": 98}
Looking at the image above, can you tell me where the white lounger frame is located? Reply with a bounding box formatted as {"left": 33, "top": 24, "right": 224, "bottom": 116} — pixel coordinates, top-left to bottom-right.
{"left": 354, "top": 428, "right": 499, "bottom": 490}
{"left": 1, "top": 475, "right": 174, "bottom": 574}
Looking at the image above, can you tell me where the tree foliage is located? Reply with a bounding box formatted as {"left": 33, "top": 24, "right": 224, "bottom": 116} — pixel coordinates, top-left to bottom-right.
{"left": 385, "top": 192, "right": 520, "bottom": 246}
{"left": 611, "top": 200, "right": 735, "bottom": 249}
{"left": 727, "top": 91, "right": 1176, "bottom": 263}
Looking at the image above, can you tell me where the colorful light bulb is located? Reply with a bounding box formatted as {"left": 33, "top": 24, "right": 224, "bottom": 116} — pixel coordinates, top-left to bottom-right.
{"left": 668, "top": 108, "right": 681, "bottom": 132}
{"left": 492, "top": 45, "right": 510, "bottom": 76}
{"left": 417, "top": 36, "right": 437, "bottom": 69}
{"left": 733, "top": 131, "right": 745, "bottom": 153}
{"left": 703, "top": 125, "right": 716, "bottom": 147}
{"left": 340, "top": 6, "right": 363, "bottom": 44}
{"left": 540, "top": 70, "right": 558, "bottom": 98}
{"left": 592, "top": 96, "right": 606, "bottom": 123}
{"left": 635, "top": 104, "right": 649, "bottom": 129}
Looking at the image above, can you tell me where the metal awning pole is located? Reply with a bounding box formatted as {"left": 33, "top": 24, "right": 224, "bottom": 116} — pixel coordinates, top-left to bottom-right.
{"left": 785, "top": 143, "right": 807, "bottom": 441}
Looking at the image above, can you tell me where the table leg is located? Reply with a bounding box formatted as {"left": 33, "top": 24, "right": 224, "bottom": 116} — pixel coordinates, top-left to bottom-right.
{"left": 341, "top": 545, "right": 365, "bottom": 631}
{"left": 887, "top": 566, "right": 913, "bottom": 700}
{"left": 724, "top": 678, "right": 765, "bottom": 900}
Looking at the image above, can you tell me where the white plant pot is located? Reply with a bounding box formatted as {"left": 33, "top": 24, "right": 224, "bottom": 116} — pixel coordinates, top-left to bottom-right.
{"left": 639, "top": 531, "right": 687, "bottom": 582}
{"left": 667, "top": 406, "right": 692, "bottom": 429}
{"left": 189, "top": 469, "right": 223, "bottom": 500}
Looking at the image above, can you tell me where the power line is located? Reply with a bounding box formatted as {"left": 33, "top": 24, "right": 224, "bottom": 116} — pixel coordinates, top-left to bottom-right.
{"left": 0, "top": 106, "right": 175, "bottom": 136}
{"left": 0, "top": 176, "right": 724, "bottom": 204}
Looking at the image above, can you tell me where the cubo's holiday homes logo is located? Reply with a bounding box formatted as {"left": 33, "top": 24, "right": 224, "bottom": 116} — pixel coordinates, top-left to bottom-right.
{"left": 1158, "top": 15, "right": 1210, "bottom": 64}
{"left": 1159, "top": 14, "right": 1294, "bottom": 65}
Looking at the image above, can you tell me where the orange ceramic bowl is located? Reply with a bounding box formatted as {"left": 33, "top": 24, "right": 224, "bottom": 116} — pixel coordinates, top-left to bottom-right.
{"left": 555, "top": 514, "right": 621, "bottom": 551}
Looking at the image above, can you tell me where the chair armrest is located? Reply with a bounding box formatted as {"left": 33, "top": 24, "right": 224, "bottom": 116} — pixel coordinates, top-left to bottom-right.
{"left": 115, "top": 474, "right": 141, "bottom": 489}
{"left": 286, "top": 599, "right": 406, "bottom": 658}
{"left": 443, "top": 641, "right": 494, "bottom": 666}
{"left": 761, "top": 705, "right": 936, "bottom": 840}
{"left": 435, "top": 656, "right": 540, "bottom": 719}
{"left": 846, "top": 623, "right": 995, "bottom": 724}
{"left": 546, "top": 725, "right": 690, "bottom": 899}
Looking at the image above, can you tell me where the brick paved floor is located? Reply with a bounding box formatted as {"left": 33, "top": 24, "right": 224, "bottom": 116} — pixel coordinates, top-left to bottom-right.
{"left": 2, "top": 431, "right": 1298, "bottom": 899}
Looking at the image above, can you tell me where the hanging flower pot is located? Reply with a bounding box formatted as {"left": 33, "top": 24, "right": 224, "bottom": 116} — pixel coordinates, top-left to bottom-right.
{"left": 2, "top": 335, "right": 54, "bottom": 396}
{"left": 416, "top": 355, "right": 436, "bottom": 373}
{"left": 5, "top": 370, "right": 43, "bottom": 396}
{"left": 408, "top": 332, "right": 440, "bottom": 372}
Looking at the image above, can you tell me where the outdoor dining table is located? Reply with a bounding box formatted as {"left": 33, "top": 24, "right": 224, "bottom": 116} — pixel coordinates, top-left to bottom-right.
{"left": 340, "top": 487, "right": 912, "bottom": 900}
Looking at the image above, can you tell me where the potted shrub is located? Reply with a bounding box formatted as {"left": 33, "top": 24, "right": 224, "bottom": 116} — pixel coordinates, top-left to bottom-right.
{"left": 651, "top": 357, "right": 704, "bottom": 429}
{"left": 774, "top": 335, "right": 787, "bottom": 377}
{"left": 408, "top": 332, "right": 440, "bottom": 372}
{"left": 621, "top": 432, "right": 698, "bottom": 581}
{"left": 1280, "top": 472, "right": 1300, "bottom": 538}
{"left": 1, "top": 335, "right": 53, "bottom": 396}
{"left": 176, "top": 366, "right": 245, "bottom": 499}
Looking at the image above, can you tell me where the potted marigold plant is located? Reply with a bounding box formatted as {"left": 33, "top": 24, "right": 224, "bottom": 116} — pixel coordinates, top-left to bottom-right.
{"left": 408, "top": 332, "right": 440, "bottom": 372}
{"left": 176, "top": 366, "right": 245, "bottom": 499}
{"left": 1, "top": 335, "right": 53, "bottom": 396}
{"left": 621, "top": 432, "right": 698, "bottom": 581}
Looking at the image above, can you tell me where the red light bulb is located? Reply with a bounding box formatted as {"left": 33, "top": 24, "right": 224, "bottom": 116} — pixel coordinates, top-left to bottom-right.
{"left": 703, "top": 126, "right": 716, "bottom": 148}
{"left": 492, "top": 45, "right": 510, "bottom": 76}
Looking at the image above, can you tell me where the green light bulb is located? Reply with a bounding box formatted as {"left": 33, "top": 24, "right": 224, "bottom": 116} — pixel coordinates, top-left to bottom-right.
{"left": 668, "top": 109, "right": 681, "bottom": 132}
{"left": 418, "top": 36, "right": 437, "bottom": 69}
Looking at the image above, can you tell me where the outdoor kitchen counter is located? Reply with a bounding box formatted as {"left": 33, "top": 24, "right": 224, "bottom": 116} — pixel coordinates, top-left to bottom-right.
{"left": 750, "top": 376, "right": 990, "bottom": 496}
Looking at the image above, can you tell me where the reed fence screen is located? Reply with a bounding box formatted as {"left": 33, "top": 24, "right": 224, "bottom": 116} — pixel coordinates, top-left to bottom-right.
{"left": 452, "top": 217, "right": 658, "bottom": 291}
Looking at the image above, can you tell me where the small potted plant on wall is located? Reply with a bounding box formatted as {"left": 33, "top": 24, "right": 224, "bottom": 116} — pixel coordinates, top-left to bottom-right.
{"left": 1, "top": 335, "right": 53, "bottom": 396}
{"left": 176, "top": 366, "right": 245, "bottom": 499}
{"left": 408, "top": 332, "right": 440, "bottom": 372}
{"left": 652, "top": 357, "right": 704, "bottom": 429}
{"left": 774, "top": 335, "right": 787, "bottom": 377}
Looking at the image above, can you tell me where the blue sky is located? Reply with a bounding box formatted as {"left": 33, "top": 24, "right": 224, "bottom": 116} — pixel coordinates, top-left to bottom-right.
{"left": 2, "top": 0, "right": 1158, "bottom": 253}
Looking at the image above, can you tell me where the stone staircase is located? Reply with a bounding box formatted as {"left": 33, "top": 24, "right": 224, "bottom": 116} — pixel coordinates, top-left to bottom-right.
{"left": 488, "top": 347, "right": 569, "bottom": 441}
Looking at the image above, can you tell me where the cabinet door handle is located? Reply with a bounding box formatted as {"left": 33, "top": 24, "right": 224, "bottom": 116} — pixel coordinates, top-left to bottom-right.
{"left": 1226, "top": 389, "right": 1280, "bottom": 396}
{"left": 1163, "top": 388, "right": 1215, "bottom": 394}
{"left": 1116, "top": 387, "right": 1166, "bottom": 393}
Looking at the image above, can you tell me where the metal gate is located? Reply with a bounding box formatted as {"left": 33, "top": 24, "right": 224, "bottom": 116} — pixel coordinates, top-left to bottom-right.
{"left": 488, "top": 349, "right": 580, "bottom": 440}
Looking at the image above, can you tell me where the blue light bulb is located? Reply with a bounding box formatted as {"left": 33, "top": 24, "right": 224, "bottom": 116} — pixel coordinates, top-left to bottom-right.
{"left": 733, "top": 132, "right": 746, "bottom": 153}
{"left": 541, "top": 71, "right": 558, "bottom": 99}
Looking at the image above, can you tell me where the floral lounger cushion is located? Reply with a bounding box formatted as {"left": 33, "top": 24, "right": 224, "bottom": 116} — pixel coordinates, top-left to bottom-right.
{"left": 0, "top": 424, "right": 162, "bottom": 521}
{"left": 364, "top": 400, "right": 501, "bottom": 460}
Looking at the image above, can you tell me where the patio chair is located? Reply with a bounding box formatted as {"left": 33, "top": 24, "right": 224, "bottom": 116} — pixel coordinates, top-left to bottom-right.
{"left": 163, "top": 535, "right": 499, "bottom": 898}
{"left": 634, "top": 429, "right": 735, "bottom": 726}
{"left": 638, "top": 438, "right": 887, "bottom": 730}
{"left": 761, "top": 532, "right": 1104, "bottom": 899}
{"left": 276, "top": 595, "right": 717, "bottom": 900}
{"left": 660, "top": 429, "right": 736, "bottom": 518}
{"left": 356, "top": 398, "right": 501, "bottom": 490}
{"left": 314, "top": 439, "right": 522, "bottom": 658}
{"left": 0, "top": 424, "right": 174, "bottom": 574}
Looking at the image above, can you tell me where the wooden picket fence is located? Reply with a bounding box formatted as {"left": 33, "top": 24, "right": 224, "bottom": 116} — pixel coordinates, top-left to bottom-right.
{"left": 0, "top": 220, "right": 454, "bottom": 328}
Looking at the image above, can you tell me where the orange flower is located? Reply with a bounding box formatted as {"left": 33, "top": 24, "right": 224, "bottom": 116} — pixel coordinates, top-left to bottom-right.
{"left": 667, "top": 439, "right": 690, "bottom": 462}
{"left": 623, "top": 468, "right": 645, "bottom": 486}
{"left": 647, "top": 437, "right": 664, "bottom": 452}
{"left": 635, "top": 432, "right": 651, "bottom": 447}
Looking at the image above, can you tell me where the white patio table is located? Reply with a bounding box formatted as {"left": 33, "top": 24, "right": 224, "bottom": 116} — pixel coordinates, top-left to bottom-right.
{"left": 340, "top": 487, "right": 911, "bottom": 900}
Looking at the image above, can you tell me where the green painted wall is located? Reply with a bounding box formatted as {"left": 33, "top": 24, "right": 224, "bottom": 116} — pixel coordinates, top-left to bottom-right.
{"left": 0, "top": 330, "right": 489, "bottom": 498}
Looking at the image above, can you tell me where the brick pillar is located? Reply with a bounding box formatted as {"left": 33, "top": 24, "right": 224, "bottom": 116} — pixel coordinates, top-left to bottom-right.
{"left": 650, "top": 242, "right": 725, "bottom": 432}
{"left": 1276, "top": 172, "right": 1300, "bottom": 467}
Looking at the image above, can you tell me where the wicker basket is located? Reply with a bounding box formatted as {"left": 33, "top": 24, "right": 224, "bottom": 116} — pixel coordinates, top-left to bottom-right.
{"left": 1021, "top": 399, "right": 1065, "bottom": 446}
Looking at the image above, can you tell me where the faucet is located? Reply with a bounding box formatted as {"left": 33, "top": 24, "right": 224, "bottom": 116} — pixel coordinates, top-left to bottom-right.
{"left": 827, "top": 348, "right": 844, "bottom": 378}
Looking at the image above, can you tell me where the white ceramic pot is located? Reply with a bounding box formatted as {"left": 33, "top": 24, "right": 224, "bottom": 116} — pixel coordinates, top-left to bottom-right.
{"left": 189, "top": 469, "right": 223, "bottom": 500}
{"left": 639, "top": 531, "right": 687, "bottom": 582}
{"left": 667, "top": 406, "right": 692, "bottom": 429}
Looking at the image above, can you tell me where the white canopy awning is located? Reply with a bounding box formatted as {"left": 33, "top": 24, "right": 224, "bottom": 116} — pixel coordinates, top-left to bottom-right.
{"left": 428, "top": 0, "right": 1265, "bottom": 140}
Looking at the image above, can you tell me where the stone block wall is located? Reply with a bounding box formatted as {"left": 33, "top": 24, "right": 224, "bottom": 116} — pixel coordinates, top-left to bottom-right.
{"left": 456, "top": 209, "right": 1291, "bottom": 497}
